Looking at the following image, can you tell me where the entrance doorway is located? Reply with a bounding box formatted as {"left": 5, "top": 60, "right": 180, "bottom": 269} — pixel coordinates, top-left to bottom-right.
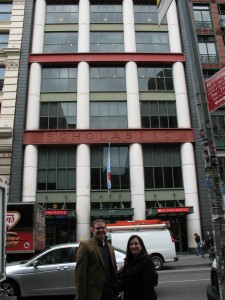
{"left": 45, "top": 217, "right": 76, "bottom": 247}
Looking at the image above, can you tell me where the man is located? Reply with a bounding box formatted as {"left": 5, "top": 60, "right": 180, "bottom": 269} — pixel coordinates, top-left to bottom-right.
{"left": 75, "top": 219, "right": 118, "bottom": 300}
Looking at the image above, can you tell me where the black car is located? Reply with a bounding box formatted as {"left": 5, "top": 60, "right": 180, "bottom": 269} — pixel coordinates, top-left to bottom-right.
{"left": 207, "top": 258, "right": 219, "bottom": 300}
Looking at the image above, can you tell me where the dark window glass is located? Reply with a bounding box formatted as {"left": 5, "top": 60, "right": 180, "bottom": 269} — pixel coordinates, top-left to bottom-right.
{"left": 134, "top": 3, "right": 167, "bottom": 24}
{"left": 44, "top": 32, "right": 78, "bottom": 53}
{"left": 37, "top": 147, "right": 76, "bottom": 190}
{"left": 90, "top": 32, "right": 124, "bottom": 52}
{"left": 143, "top": 145, "right": 183, "bottom": 189}
{"left": 46, "top": 4, "right": 78, "bottom": 24}
{"left": 41, "top": 68, "right": 77, "bottom": 92}
{"left": 136, "top": 32, "right": 169, "bottom": 52}
{"left": 91, "top": 146, "right": 130, "bottom": 190}
{"left": 90, "top": 4, "right": 122, "bottom": 23}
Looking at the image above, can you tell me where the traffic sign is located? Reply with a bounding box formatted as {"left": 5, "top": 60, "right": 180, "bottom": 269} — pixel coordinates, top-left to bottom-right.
{"left": 205, "top": 67, "right": 225, "bottom": 112}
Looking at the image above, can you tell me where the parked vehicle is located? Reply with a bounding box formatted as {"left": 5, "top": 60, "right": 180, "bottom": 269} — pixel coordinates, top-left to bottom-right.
{"left": 107, "top": 220, "right": 178, "bottom": 270}
{"left": 0, "top": 242, "right": 125, "bottom": 298}
{"left": 207, "top": 258, "right": 219, "bottom": 300}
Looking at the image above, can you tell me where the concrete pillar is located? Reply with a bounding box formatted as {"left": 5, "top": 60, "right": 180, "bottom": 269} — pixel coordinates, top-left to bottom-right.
{"left": 32, "top": 0, "right": 46, "bottom": 53}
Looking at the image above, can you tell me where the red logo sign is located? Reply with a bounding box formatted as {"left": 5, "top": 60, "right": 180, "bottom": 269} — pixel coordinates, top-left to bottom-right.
{"left": 205, "top": 67, "right": 225, "bottom": 112}
{"left": 157, "top": 207, "right": 190, "bottom": 213}
{"left": 45, "top": 210, "right": 68, "bottom": 216}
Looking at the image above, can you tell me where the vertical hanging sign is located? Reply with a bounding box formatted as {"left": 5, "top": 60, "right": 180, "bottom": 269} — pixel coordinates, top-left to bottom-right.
{"left": 107, "top": 142, "right": 111, "bottom": 193}
{"left": 156, "top": 0, "right": 173, "bottom": 26}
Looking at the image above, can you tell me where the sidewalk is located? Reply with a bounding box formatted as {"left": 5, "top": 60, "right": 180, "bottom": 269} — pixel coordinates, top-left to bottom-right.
{"left": 165, "top": 254, "right": 212, "bottom": 269}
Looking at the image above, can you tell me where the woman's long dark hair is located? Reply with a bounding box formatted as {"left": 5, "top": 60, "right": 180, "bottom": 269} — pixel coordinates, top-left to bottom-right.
{"left": 125, "top": 235, "right": 148, "bottom": 263}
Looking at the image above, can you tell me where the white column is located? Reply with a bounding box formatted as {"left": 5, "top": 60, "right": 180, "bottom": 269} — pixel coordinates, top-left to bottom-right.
{"left": 32, "top": 0, "right": 46, "bottom": 53}
{"left": 22, "top": 63, "right": 42, "bottom": 202}
{"left": 22, "top": 145, "right": 38, "bottom": 202}
{"left": 167, "top": 0, "right": 182, "bottom": 53}
{"left": 126, "top": 61, "right": 145, "bottom": 219}
{"left": 172, "top": 62, "right": 191, "bottom": 128}
{"left": 181, "top": 143, "right": 202, "bottom": 248}
{"left": 76, "top": 60, "right": 91, "bottom": 239}
{"left": 123, "top": 0, "right": 136, "bottom": 52}
{"left": 78, "top": 0, "right": 90, "bottom": 52}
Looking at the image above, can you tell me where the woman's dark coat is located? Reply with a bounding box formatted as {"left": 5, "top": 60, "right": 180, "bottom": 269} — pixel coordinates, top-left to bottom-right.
{"left": 122, "top": 252, "right": 157, "bottom": 300}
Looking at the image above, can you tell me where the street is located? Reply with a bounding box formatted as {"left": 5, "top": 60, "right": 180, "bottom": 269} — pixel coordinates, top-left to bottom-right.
{"left": 24, "top": 264, "right": 211, "bottom": 300}
{"left": 156, "top": 265, "right": 210, "bottom": 299}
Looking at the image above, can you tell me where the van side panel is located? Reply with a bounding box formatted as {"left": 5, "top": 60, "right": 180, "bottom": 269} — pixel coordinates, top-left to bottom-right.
{"left": 109, "top": 229, "right": 177, "bottom": 263}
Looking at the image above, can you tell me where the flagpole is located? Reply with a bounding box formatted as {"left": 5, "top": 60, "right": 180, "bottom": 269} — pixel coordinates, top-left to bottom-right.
{"left": 107, "top": 137, "right": 111, "bottom": 194}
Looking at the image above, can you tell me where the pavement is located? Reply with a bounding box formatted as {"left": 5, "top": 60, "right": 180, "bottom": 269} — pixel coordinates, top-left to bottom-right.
{"left": 165, "top": 253, "right": 213, "bottom": 269}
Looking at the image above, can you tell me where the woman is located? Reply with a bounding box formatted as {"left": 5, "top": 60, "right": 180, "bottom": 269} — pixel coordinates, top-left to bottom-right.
{"left": 120, "top": 235, "right": 157, "bottom": 300}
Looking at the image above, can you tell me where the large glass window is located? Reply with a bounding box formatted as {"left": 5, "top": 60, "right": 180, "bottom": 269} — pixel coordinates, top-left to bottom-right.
{"left": 41, "top": 68, "right": 77, "bottom": 92}
{"left": 0, "top": 67, "right": 5, "bottom": 92}
{"left": 0, "top": 3, "right": 12, "bottom": 21}
{"left": 136, "top": 32, "right": 169, "bottom": 53}
{"left": 141, "top": 101, "right": 177, "bottom": 128}
{"left": 218, "top": 157, "right": 225, "bottom": 186}
{"left": 44, "top": 32, "right": 78, "bottom": 53}
{"left": 134, "top": 3, "right": 167, "bottom": 25}
{"left": 138, "top": 67, "right": 174, "bottom": 91}
{"left": 198, "top": 36, "right": 217, "bottom": 63}
{"left": 40, "top": 102, "right": 76, "bottom": 129}
{"left": 143, "top": 145, "right": 183, "bottom": 189}
{"left": 90, "top": 3, "right": 123, "bottom": 23}
{"left": 90, "top": 102, "right": 127, "bottom": 129}
{"left": 90, "top": 32, "right": 124, "bottom": 52}
{"left": 46, "top": 3, "right": 78, "bottom": 24}
{"left": 91, "top": 147, "right": 130, "bottom": 190}
{"left": 37, "top": 147, "right": 76, "bottom": 191}
{"left": 193, "top": 5, "right": 212, "bottom": 28}
{"left": 90, "top": 67, "right": 126, "bottom": 91}
{"left": 211, "top": 112, "right": 225, "bottom": 136}
{"left": 0, "top": 33, "right": 9, "bottom": 49}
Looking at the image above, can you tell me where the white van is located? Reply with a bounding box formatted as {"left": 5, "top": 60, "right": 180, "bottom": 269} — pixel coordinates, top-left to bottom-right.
{"left": 107, "top": 222, "right": 178, "bottom": 270}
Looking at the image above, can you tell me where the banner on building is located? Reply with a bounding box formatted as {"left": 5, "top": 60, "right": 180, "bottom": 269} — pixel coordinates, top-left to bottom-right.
{"left": 205, "top": 67, "right": 225, "bottom": 112}
{"left": 107, "top": 144, "right": 111, "bottom": 193}
{"left": 156, "top": 0, "right": 173, "bottom": 25}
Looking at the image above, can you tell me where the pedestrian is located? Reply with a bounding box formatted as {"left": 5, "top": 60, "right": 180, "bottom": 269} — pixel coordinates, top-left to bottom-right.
{"left": 119, "top": 234, "right": 157, "bottom": 300}
{"left": 204, "top": 230, "right": 213, "bottom": 253}
{"left": 194, "top": 233, "right": 205, "bottom": 257}
{"left": 75, "top": 219, "right": 118, "bottom": 300}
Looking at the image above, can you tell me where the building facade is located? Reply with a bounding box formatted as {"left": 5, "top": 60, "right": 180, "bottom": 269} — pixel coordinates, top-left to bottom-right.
{"left": 0, "top": 0, "right": 25, "bottom": 194}
{"left": 8, "top": 0, "right": 214, "bottom": 253}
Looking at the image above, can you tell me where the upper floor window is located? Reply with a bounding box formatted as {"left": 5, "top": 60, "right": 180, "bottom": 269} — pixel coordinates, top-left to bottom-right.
{"left": 40, "top": 102, "right": 77, "bottom": 129}
{"left": 41, "top": 68, "right": 77, "bottom": 92}
{"left": 90, "top": 32, "right": 124, "bottom": 52}
{"left": 136, "top": 32, "right": 169, "bottom": 53}
{"left": 91, "top": 146, "right": 130, "bottom": 190}
{"left": 134, "top": 3, "right": 167, "bottom": 25}
{"left": 37, "top": 147, "right": 76, "bottom": 191}
{"left": 0, "top": 3, "right": 12, "bottom": 21}
{"left": 202, "top": 69, "right": 218, "bottom": 80}
{"left": 141, "top": 101, "right": 177, "bottom": 128}
{"left": 90, "top": 3, "right": 123, "bottom": 23}
{"left": 193, "top": 5, "right": 212, "bottom": 29}
{"left": 198, "top": 36, "right": 217, "bottom": 64}
{"left": 44, "top": 32, "right": 78, "bottom": 53}
{"left": 143, "top": 145, "right": 183, "bottom": 189}
{"left": 90, "top": 67, "right": 126, "bottom": 91}
{"left": 138, "top": 67, "right": 174, "bottom": 91}
{"left": 0, "top": 67, "right": 5, "bottom": 92}
{"left": 90, "top": 102, "right": 127, "bottom": 129}
{"left": 218, "top": 157, "right": 225, "bottom": 185}
{"left": 211, "top": 110, "right": 225, "bottom": 137}
{"left": 46, "top": 3, "right": 78, "bottom": 24}
{"left": 0, "top": 33, "right": 9, "bottom": 49}
{"left": 218, "top": 4, "right": 225, "bottom": 28}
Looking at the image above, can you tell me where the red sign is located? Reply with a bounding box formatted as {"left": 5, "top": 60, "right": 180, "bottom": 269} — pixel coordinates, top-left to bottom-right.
{"left": 205, "top": 67, "right": 225, "bottom": 112}
{"left": 157, "top": 207, "right": 190, "bottom": 213}
{"left": 45, "top": 210, "right": 68, "bottom": 216}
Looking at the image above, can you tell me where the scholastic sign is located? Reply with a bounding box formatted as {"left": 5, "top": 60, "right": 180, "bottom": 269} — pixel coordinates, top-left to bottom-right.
{"left": 205, "top": 67, "right": 225, "bottom": 112}
{"left": 45, "top": 210, "right": 68, "bottom": 216}
{"left": 157, "top": 207, "right": 190, "bottom": 214}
